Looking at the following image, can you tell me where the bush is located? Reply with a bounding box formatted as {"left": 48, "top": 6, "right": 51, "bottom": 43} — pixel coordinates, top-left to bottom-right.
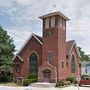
{"left": 0, "top": 70, "right": 12, "bottom": 82}
{"left": 23, "top": 73, "right": 38, "bottom": 86}
{"left": 63, "top": 80, "right": 71, "bottom": 86}
{"left": 23, "top": 79, "right": 31, "bottom": 86}
{"left": 66, "top": 76, "right": 75, "bottom": 83}
{"left": 81, "top": 75, "right": 89, "bottom": 79}
{"left": 28, "top": 73, "right": 37, "bottom": 79}
{"left": 56, "top": 80, "right": 64, "bottom": 87}
{"left": 7, "top": 76, "right": 13, "bottom": 82}
{"left": 0, "top": 75, "right": 12, "bottom": 82}
{"left": 0, "top": 76, "right": 8, "bottom": 82}
{"left": 74, "top": 80, "right": 78, "bottom": 85}
{"left": 23, "top": 79, "right": 37, "bottom": 86}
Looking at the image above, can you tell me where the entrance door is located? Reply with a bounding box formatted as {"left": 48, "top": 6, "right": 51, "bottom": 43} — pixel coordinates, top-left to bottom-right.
{"left": 43, "top": 69, "right": 51, "bottom": 82}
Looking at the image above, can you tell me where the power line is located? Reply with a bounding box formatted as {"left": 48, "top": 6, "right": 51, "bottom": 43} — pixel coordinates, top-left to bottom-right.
{"left": 7, "top": 31, "right": 28, "bottom": 40}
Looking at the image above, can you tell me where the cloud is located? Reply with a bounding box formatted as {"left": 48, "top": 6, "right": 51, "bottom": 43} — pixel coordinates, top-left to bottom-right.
{"left": 0, "top": 0, "right": 90, "bottom": 54}
{"left": 7, "top": 27, "right": 31, "bottom": 51}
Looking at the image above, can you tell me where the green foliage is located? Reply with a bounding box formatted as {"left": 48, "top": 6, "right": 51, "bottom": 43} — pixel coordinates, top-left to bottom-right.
{"left": 0, "top": 75, "right": 12, "bottom": 82}
{"left": 28, "top": 73, "right": 37, "bottom": 79}
{"left": 0, "top": 70, "right": 12, "bottom": 82}
{"left": 78, "top": 47, "right": 90, "bottom": 61}
{"left": 56, "top": 80, "right": 64, "bottom": 87}
{"left": 63, "top": 80, "right": 71, "bottom": 85}
{"left": 7, "top": 76, "right": 13, "bottom": 82}
{"left": 23, "top": 79, "right": 30, "bottom": 86}
{"left": 0, "top": 26, "right": 15, "bottom": 70}
{"left": 56, "top": 80, "right": 71, "bottom": 87}
{"left": 81, "top": 74, "right": 89, "bottom": 79}
{"left": 23, "top": 73, "right": 37, "bottom": 86}
{"left": 23, "top": 79, "right": 37, "bottom": 86}
{"left": 0, "top": 76, "right": 8, "bottom": 82}
{"left": 66, "top": 76, "right": 75, "bottom": 83}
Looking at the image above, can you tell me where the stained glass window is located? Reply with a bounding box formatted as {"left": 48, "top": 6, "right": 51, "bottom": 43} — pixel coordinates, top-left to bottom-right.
{"left": 61, "top": 61, "right": 64, "bottom": 68}
{"left": 48, "top": 51, "right": 53, "bottom": 62}
{"left": 29, "top": 52, "right": 38, "bottom": 77}
{"left": 16, "top": 63, "right": 20, "bottom": 73}
{"left": 71, "top": 55, "right": 75, "bottom": 73}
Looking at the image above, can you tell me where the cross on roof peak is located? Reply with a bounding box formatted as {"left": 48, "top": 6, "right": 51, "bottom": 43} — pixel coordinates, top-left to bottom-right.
{"left": 52, "top": 4, "right": 57, "bottom": 12}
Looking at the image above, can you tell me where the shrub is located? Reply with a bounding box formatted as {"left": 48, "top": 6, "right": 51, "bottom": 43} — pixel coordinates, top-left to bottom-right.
{"left": 63, "top": 80, "right": 71, "bottom": 86}
{"left": 0, "top": 75, "right": 13, "bottom": 82}
{"left": 0, "top": 70, "right": 12, "bottom": 82}
{"left": 0, "top": 76, "right": 8, "bottom": 82}
{"left": 56, "top": 80, "right": 64, "bottom": 87}
{"left": 23, "top": 79, "right": 31, "bottom": 86}
{"left": 66, "top": 76, "right": 75, "bottom": 83}
{"left": 23, "top": 73, "right": 38, "bottom": 86}
{"left": 7, "top": 76, "right": 13, "bottom": 82}
{"left": 74, "top": 80, "right": 78, "bottom": 85}
{"left": 23, "top": 79, "right": 37, "bottom": 86}
{"left": 28, "top": 73, "right": 37, "bottom": 79}
{"left": 81, "top": 75, "right": 89, "bottom": 79}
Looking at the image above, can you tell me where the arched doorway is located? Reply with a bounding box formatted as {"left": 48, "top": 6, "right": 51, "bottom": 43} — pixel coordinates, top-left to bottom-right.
{"left": 43, "top": 69, "right": 51, "bottom": 82}
{"left": 29, "top": 52, "right": 38, "bottom": 80}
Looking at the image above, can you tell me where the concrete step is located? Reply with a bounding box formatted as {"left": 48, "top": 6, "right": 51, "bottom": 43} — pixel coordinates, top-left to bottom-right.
{"left": 29, "top": 82, "right": 55, "bottom": 88}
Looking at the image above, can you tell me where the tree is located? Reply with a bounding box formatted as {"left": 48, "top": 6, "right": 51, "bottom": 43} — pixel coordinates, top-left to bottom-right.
{"left": 78, "top": 47, "right": 90, "bottom": 61}
{"left": 0, "top": 26, "right": 15, "bottom": 71}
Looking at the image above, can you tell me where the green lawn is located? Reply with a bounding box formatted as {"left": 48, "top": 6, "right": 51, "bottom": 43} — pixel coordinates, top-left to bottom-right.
{"left": 0, "top": 82, "right": 21, "bottom": 87}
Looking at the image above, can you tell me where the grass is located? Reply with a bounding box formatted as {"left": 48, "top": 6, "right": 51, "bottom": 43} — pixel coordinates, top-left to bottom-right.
{"left": 0, "top": 82, "right": 21, "bottom": 87}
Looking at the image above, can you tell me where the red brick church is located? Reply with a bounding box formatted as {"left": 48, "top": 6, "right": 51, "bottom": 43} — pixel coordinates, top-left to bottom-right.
{"left": 13, "top": 12, "right": 81, "bottom": 83}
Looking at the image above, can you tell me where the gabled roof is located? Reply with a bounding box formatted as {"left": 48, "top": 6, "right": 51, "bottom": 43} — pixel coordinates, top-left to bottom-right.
{"left": 13, "top": 33, "right": 80, "bottom": 62}
{"left": 13, "top": 33, "right": 42, "bottom": 62}
{"left": 66, "top": 40, "right": 75, "bottom": 55}
{"left": 34, "top": 34, "right": 42, "bottom": 43}
{"left": 66, "top": 40, "right": 81, "bottom": 57}
{"left": 12, "top": 55, "right": 23, "bottom": 62}
{"left": 17, "top": 33, "right": 42, "bottom": 54}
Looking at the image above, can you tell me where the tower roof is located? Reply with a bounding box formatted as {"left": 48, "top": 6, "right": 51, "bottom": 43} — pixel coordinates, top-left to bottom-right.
{"left": 39, "top": 12, "right": 70, "bottom": 20}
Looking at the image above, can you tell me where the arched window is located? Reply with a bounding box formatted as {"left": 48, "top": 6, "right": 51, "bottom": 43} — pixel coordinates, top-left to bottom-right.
{"left": 61, "top": 61, "right": 64, "bottom": 68}
{"left": 71, "top": 55, "right": 75, "bottom": 73}
{"left": 29, "top": 52, "right": 38, "bottom": 78}
{"left": 48, "top": 51, "right": 53, "bottom": 62}
{"left": 16, "top": 63, "right": 20, "bottom": 73}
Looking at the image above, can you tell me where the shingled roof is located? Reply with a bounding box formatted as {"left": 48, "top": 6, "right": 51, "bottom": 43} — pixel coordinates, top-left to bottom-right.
{"left": 34, "top": 34, "right": 42, "bottom": 43}
{"left": 66, "top": 40, "right": 75, "bottom": 55}
{"left": 13, "top": 34, "right": 80, "bottom": 62}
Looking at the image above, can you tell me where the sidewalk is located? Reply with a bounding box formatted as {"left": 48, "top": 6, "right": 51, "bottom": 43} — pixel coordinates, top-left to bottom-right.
{"left": 0, "top": 85, "right": 90, "bottom": 90}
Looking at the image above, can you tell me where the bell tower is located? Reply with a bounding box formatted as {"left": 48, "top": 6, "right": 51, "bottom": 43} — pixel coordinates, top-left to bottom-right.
{"left": 39, "top": 12, "right": 69, "bottom": 80}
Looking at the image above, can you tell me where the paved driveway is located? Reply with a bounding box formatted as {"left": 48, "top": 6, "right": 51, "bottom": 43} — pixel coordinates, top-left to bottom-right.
{"left": 0, "top": 85, "right": 90, "bottom": 90}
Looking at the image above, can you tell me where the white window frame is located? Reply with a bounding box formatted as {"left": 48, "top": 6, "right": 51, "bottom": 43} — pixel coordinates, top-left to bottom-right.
{"left": 62, "top": 19, "right": 66, "bottom": 30}
{"left": 51, "top": 17, "right": 55, "bottom": 28}
{"left": 45, "top": 18, "right": 49, "bottom": 29}
{"left": 48, "top": 51, "right": 53, "bottom": 62}
{"left": 59, "top": 17, "right": 63, "bottom": 28}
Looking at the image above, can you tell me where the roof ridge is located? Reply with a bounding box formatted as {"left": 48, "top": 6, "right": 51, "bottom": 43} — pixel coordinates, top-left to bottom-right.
{"left": 33, "top": 33, "right": 42, "bottom": 38}
{"left": 66, "top": 40, "right": 75, "bottom": 42}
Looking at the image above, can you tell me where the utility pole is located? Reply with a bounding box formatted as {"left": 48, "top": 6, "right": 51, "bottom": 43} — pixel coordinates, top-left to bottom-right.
{"left": 78, "top": 63, "right": 80, "bottom": 90}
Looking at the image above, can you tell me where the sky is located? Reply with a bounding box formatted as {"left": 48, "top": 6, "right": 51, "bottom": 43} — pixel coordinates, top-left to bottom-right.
{"left": 0, "top": 0, "right": 90, "bottom": 54}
